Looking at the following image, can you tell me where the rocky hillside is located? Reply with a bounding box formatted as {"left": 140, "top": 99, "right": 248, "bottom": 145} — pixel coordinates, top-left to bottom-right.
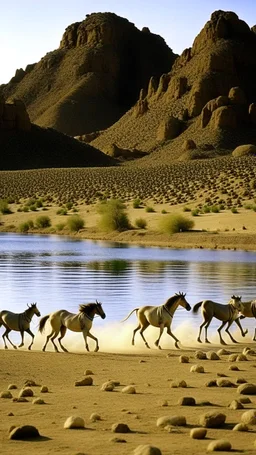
{"left": 0, "top": 96, "right": 116, "bottom": 170}
{"left": 91, "top": 10, "right": 256, "bottom": 164}
{"left": 0, "top": 12, "right": 176, "bottom": 137}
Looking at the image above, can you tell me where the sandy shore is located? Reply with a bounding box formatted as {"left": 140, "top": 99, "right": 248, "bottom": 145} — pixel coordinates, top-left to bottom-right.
{"left": 1, "top": 202, "right": 256, "bottom": 251}
{"left": 1, "top": 341, "right": 256, "bottom": 454}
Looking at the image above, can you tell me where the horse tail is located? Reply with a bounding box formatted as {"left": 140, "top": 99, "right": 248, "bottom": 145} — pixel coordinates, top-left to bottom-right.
{"left": 39, "top": 315, "right": 50, "bottom": 333}
{"left": 120, "top": 308, "right": 139, "bottom": 322}
{"left": 193, "top": 301, "right": 203, "bottom": 314}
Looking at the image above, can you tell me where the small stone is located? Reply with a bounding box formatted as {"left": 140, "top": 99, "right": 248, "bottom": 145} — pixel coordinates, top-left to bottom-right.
{"left": 236, "top": 354, "right": 248, "bottom": 361}
{"left": 90, "top": 413, "right": 101, "bottom": 422}
{"left": 7, "top": 384, "right": 17, "bottom": 390}
{"left": 122, "top": 385, "right": 136, "bottom": 394}
{"left": 169, "top": 380, "right": 187, "bottom": 388}
{"left": 139, "top": 360, "right": 146, "bottom": 363}
{"left": 195, "top": 350, "right": 207, "bottom": 360}
{"left": 190, "top": 428, "right": 207, "bottom": 439}
{"left": 24, "top": 379, "right": 38, "bottom": 387}
{"left": 237, "top": 383, "right": 256, "bottom": 395}
{"left": 84, "top": 369, "right": 94, "bottom": 375}
{"left": 199, "top": 411, "right": 226, "bottom": 428}
{"left": 217, "top": 349, "right": 230, "bottom": 356}
{"left": 207, "top": 439, "right": 231, "bottom": 452}
{"left": 9, "top": 425, "right": 40, "bottom": 440}
{"left": 18, "top": 388, "right": 34, "bottom": 398}
{"left": 40, "top": 386, "right": 48, "bottom": 393}
{"left": 75, "top": 377, "right": 93, "bottom": 386}
{"left": 205, "top": 380, "right": 217, "bottom": 387}
{"left": 216, "top": 373, "right": 227, "bottom": 377}
{"left": 156, "top": 415, "right": 186, "bottom": 427}
{"left": 229, "top": 400, "right": 244, "bottom": 410}
{"left": 233, "top": 423, "right": 249, "bottom": 431}
{"left": 229, "top": 365, "right": 239, "bottom": 371}
{"left": 101, "top": 381, "right": 115, "bottom": 391}
{"left": 13, "top": 397, "right": 28, "bottom": 402}
{"left": 179, "top": 355, "right": 189, "bottom": 363}
{"left": 239, "top": 397, "right": 252, "bottom": 404}
{"left": 133, "top": 444, "right": 162, "bottom": 455}
{"left": 228, "top": 354, "right": 238, "bottom": 362}
{"left": 206, "top": 351, "right": 220, "bottom": 360}
{"left": 178, "top": 397, "right": 196, "bottom": 406}
{"left": 32, "top": 398, "right": 45, "bottom": 405}
{"left": 64, "top": 416, "right": 85, "bottom": 429}
{"left": 0, "top": 391, "right": 13, "bottom": 399}
{"left": 111, "top": 423, "right": 131, "bottom": 433}
{"left": 190, "top": 364, "right": 204, "bottom": 373}
{"left": 109, "top": 380, "right": 120, "bottom": 386}
{"left": 110, "top": 437, "right": 127, "bottom": 443}
{"left": 236, "top": 377, "right": 247, "bottom": 384}
{"left": 178, "top": 380, "right": 187, "bottom": 388}
{"left": 241, "top": 410, "right": 256, "bottom": 425}
{"left": 216, "top": 379, "right": 235, "bottom": 388}
{"left": 159, "top": 400, "right": 168, "bottom": 407}
{"left": 8, "top": 412, "right": 14, "bottom": 416}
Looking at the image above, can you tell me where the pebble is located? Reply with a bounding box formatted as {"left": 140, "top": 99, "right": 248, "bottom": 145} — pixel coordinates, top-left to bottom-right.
{"left": 237, "top": 383, "right": 256, "bottom": 395}
{"left": 75, "top": 377, "right": 93, "bottom": 386}
{"left": 207, "top": 439, "right": 231, "bottom": 452}
{"left": 101, "top": 381, "right": 115, "bottom": 391}
{"left": 241, "top": 410, "right": 256, "bottom": 425}
{"left": 121, "top": 385, "right": 136, "bottom": 394}
{"left": 190, "top": 427, "right": 207, "bottom": 439}
{"left": 156, "top": 415, "right": 186, "bottom": 427}
{"left": 199, "top": 411, "right": 226, "bottom": 428}
{"left": 18, "top": 388, "right": 34, "bottom": 398}
{"left": 64, "top": 416, "right": 85, "bottom": 429}
{"left": 206, "top": 351, "right": 220, "bottom": 360}
{"left": 90, "top": 413, "right": 101, "bottom": 422}
{"left": 190, "top": 364, "right": 204, "bottom": 373}
{"left": 229, "top": 400, "right": 244, "bottom": 410}
{"left": 133, "top": 445, "right": 162, "bottom": 455}
{"left": 0, "top": 391, "right": 12, "bottom": 399}
{"left": 9, "top": 425, "right": 40, "bottom": 440}
{"left": 179, "top": 355, "right": 189, "bottom": 363}
{"left": 233, "top": 423, "right": 249, "bottom": 431}
{"left": 111, "top": 422, "right": 131, "bottom": 433}
{"left": 178, "top": 397, "right": 196, "bottom": 406}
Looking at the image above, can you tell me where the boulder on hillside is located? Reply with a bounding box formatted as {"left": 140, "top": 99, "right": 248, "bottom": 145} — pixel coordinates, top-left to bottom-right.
{"left": 209, "top": 106, "right": 237, "bottom": 129}
{"left": 0, "top": 97, "right": 31, "bottom": 132}
{"left": 105, "top": 143, "right": 147, "bottom": 160}
{"left": 182, "top": 139, "right": 197, "bottom": 151}
{"left": 157, "top": 116, "right": 183, "bottom": 141}
{"left": 228, "top": 87, "right": 247, "bottom": 104}
{"left": 249, "top": 103, "right": 256, "bottom": 124}
{"left": 232, "top": 144, "right": 256, "bottom": 157}
{"left": 201, "top": 96, "right": 229, "bottom": 127}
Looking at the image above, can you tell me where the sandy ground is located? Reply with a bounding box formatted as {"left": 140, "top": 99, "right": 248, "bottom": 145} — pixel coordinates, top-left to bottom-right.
{"left": 1, "top": 335, "right": 256, "bottom": 455}
{"left": 1, "top": 201, "right": 256, "bottom": 251}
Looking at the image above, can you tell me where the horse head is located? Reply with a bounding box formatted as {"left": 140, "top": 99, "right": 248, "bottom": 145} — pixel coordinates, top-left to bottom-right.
{"left": 27, "top": 302, "right": 41, "bottom": 317}
{"left": 95, "top": 300, "right": 106, "bottom": 319}
{"left": 175, "top": 292, "right": 191, "bottom": 311}
{"left": 230, "top": 295, "right": 242, "bottom": 311}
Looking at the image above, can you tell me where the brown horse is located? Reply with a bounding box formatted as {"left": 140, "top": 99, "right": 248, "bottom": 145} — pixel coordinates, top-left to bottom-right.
{"left": 121, "top": 292, "right": 191, "bottom": 349}
{"left": 193, "top": 295, "right": 247, "bottom": 345}
{"left": 240, "top": 299, "right": 256, "bottom": 340}
{"left": 0, "top": 303, "right": 41, "bottom": 350}
{"left": 39, "top": 301, "right": 106, "bottom": 352}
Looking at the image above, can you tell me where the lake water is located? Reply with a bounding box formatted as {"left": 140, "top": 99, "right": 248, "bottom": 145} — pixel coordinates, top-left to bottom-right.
{"left": 0, "top": 233, "right": 256, "bottom": 349}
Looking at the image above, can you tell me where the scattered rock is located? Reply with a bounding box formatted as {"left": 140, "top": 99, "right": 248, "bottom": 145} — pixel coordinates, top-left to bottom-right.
{"left": 206, "top": 351, "right": 220, "bottom": 360}
{"left": 199, "top": 411, "right": 226, "bottom": 428}
{"left": 229, "top": 400, "right": 244, "bottom": 410}
{"left": 24, "top": 379, "right": 38, "bottom": 387}
{"left": 64, "top": 416, "right": 85, "bottom": 429}
{"left": 7, "top": 384, "right": 17, "bottom": 390}
{"left": 229, "top": 365, "right": 239, "bottom": 371}
{"left": 207, "top": 439, "right": 231, "bottom": 452}
{"left": 32, "top": 398, "right": 45, "bottom": 405}
{"left": 110, "top": 437, "right": 127, "bottom": 443}
{"left": 233, "top": 423, "right": 249, "bottom": 431}
{"left": 84, "top": 369, "right": 94, "bottom": 375}
{"left": 156, "top": 415, "right": 186, "bottom": 427}
{"left": 40, "top": 386, "right": 49, "bottom": 393}
{"left": 90, "top": 413, "right": 101, "bottom": 422}
{"left": 228, "top": 354, "right": 238, "bottom": 362}
{"left": 9, "top": 425, "right": 40, "bottom": 440}
{"left": 134, "top": 445, "right": 162, "bottom": 455}
{"left": 159, "top": 400, "right": 168, "bottom": 407}
{"left": 178, "top": 397, "right": 196, "bottom": 406}
{"left": 190, "top": 364, "right": 204, "bottom": 373}
{"left": 194, "top": 350, "right": 207, "bottom": 360}
{"left": 8, "top": 412, "right": 14, "bottom": 416}
{"left": 101, "top": 381, "right": 115, "bottom": 391}
{"left": 241, "top": 410, "right": 256, "bottom": 425}
{"left": 236, "top": 377, "right": 247, "bottom": 384}
{"left": 0, "top": 391, "right": 13, "bottom": 399}
{"left": 190, "top": 427, "right": 207, "bottom": 439}
{"left": 75, "top": 376, "right": 93, "bottom": 386}
{"left": 236, "top": 354, "right": 248, "bottom": 361}
{"left": 217, "top": 349, "right": 230, "bottom": 356}
{"left": 18, "top": 388, "right": 34, "bottom": 398}
{"left": 216, "top": 373, "right": 227, "bottom": 377}
{"left": 239, "top": 397, "right": 252, "bottom": 404}
{"left": 13, "top": 397, "right": 28, "bottom": 403}
{"left": 205, "top": 380, "right": 217, "bottom": 387}
{"left": 179, "top": 355, "right": 189, "bottom": 363}
{"left": 122, "top": 385, "right": 136, "bottom": 394}
{"left": 216, "top": 379, "right": 235, "bottom": 388}
{"left": 170, "top": 380, "right": 187, "bottom": 388}
{"left": 111, "top": 423, "right": 131, "bottom": 433}
{"left": 237, "top": 383, "right": 256, "bottom": 395}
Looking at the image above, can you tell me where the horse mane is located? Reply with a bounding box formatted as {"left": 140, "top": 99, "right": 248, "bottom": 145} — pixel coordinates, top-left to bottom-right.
{"left": 79, "top": 303, "right": 96, "bottom": 314}
{"left": 164, "top": 292, "right": 186, "bottom": 307}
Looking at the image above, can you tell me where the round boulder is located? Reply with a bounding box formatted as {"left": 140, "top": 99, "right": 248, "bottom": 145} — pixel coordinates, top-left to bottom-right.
{"left": 156, "top": 415, "right": 186, "bottom": 427}
{"left": 206, "top": 351, "right": 220, "bottom": 360}
{"left": 190, "top": 364, "right": 204, "bottom": 373}
{"left": 134, "top": 445, "right": 162, "bottom": 455}
{"left": 233, "top": 423, "right": 248, "bottom": 431}
{"left": 199, "top": 411, "right": 226, "bottom": 428}
{"left": 232, "top": 144, "right": 256, "bottom": 157}
{"left": 178, "top": 397, "right": 196, "bottom": 406}
{"left": 241, "top": 410, "right": 256, "bottom": 425}
{"left": 237, "top": 383, "right": 256, "bottom": 395}
{"left": 190, "top": 427, "right": 207, "bottom": 439}
{"left": 9, "top": 425, "right": 40, "bottom": 440}
{"left": 122, "top": 385, "right": 136, "bottom": 394}
{"left": 207, "top": 439, "right": 231, "bottom": 452}
{"left": 111, "top": 423, "right": 131, "bottom": 433}
{"left": 64, "top": 416, "right": 85, "bottom": 429}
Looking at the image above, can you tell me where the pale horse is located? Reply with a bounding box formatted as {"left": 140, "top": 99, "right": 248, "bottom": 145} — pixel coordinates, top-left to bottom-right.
{"left": 39, "top": 301, "right": 106, "bottom": 352}
{"left": 121, "top": 292, "right": 191, "bottom": 349}
{"left": 239, "top": 299, "right": 256, "bottom": 341}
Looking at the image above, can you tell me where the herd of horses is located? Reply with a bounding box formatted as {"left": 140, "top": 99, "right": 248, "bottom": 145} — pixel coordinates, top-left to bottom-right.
{"left": 0, "top": 293, "right": 256, "bottom": 352}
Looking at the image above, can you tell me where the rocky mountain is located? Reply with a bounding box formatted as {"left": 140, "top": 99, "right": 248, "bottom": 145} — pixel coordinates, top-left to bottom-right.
{"left": 0, "top": 96, "right": 116, "bottom": 170}
{"left": 0, "top": 12, "right": 176, "bottom": 137}
{"left": 90, "top": 10, "right": 256, "bottom": 164}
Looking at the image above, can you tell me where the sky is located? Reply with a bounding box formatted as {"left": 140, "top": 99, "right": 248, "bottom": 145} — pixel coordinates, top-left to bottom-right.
{"left": 1, "top": 0, "right": 256, "bottom": 84}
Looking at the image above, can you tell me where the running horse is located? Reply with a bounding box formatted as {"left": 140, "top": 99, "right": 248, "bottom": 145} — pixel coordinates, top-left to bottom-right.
{"left": 39, "top": 301, "right": 106, "bottom": 352}
{"left": 121, "top": 292, "right": 191, "bottom": 349}
{"left": 193, "top": 295, "right": 247, "bottom": 345}
{"left": 239, "top": 299, "right": 256, "bottom": 341}
{"left": 0, "top": 303, "right": 41, "bottom": 350}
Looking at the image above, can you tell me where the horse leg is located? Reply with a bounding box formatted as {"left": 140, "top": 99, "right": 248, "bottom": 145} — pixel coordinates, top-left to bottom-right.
{"left": 3, "top": 328, "right": 17, "bottom": 349}
{"left": 197, "top": 320, "right": 207, "bottom": 343}
{"left": 86, "top": 331, "right": 99, "bottom": 352}
{"left": 139, "top": 323, "right": 150, "bottom": 349}
{"left": 42, "top": 329, "right": 54, "bottom": 352}
{"left": 82, "top": 330, "right": 90, "bottom": 352}
{"left": 25, "top": 328, "right": 35, "bottom": 350}
{"left": 234, "top": 318, "right": 248, "bottom": 338}
{"left": 155, "top": 324, "right": 164, "bottom": 349}
{"left": 254, "top": 327, "right": 256, "bottom": 342}
{"left": 225, "top": 321, "right": 238, "bottom": 343}
{"left": 50, "top": 332, "right": 60, "bottom": 353}
{"left": 132, "top": 324, "right": 141, "bottom": 346}
{"left": 58, "top": 326, "right": 68, "bottom": 352}
{"left": 18, "top": 330, "right": 24, "bottom": 348}
{"left": 217, "top": 321, "right": 228, "bottom": 345}
{"left": 204, "top": 318, "right": 213, "bottom": 344}
{"left": 166, "top": 326, "right": 180, "bottom": 349}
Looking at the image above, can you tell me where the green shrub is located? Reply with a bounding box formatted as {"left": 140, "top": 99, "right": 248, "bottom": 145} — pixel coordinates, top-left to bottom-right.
{"left": 22, "top": 206, "right": 29, "bottom": 212}
{"left": 0, "top": 199, "right": 12, "bottom": 214}
{"left": 55, "top": 222, "right": 66, "bottom": 231}
{"left": 145, "top": 206, "right": 155, "bottom": 213}
{"left": 191, "top": 209, "right": 200, "bottom": 216}
{"left": 56, "top": 208, "right": 68, "bottom": 215}
{"left": 135, "top": 218, "right": 147, "bottom": 229}
{"left": 133, "top": 198, "right": 142, "bottom": 209}
{"left": 159, "top": 214, "right": 195, "bottom": 235}
{"left": 27, "top": 219, "right": 34, "bottom": 229}
{"left": 97, "top": 199, "right": 131, "bottom": 232}
{"left": 67, "top": 215, "right": 84, "bottom": 232}
{"left": 18, "top": 222, "right": 30, "bottom": 233}
{"left": 66, "top": 202, "right": 73, "bottom": 210}
{"left": 35, "top": 215, "right": 51, "bottom": 228}
{"left": 202, "top": 205, "right": 211, "bottom": 213}
{"left": 183, "top": 206, "right": 191, "bottom": 212}
{"left": 211, "top": 205, "right": 220, "bottom": 213}
{"left": 231, "top": 207, "right": 238, "bottom": 214}
{"left": 161, "top": 209, "right": 167, "bottom": 214}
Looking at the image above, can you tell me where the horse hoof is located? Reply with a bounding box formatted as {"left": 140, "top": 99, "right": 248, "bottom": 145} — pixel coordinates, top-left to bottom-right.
{"left": 175, "top": 342, "right": 180, "bottom": 349}
{"left": 145, "top": 344, "right": 150, "bottom": 349}
{"left": 94, "top": 347, "right": 99, "bottom": 352}
{"left": 158, "top": 345, "right": 162, "bottom": 350}
{"left": 4, "top": 346, "right": 8, "bottom": 350}
{"left": 220, "top": 341, "right": 227, "bottom": 346}
{"left": 197, "top": 339, "right": 202, "bottom": 343}
{"left": 243, "top": 329, "right": 248, "bottom": 337}
{"left": 13, "top": 346, "right": 17, "bottom": 350}
{"left": 205, "top": 340, "right": 211, "bottom": 344}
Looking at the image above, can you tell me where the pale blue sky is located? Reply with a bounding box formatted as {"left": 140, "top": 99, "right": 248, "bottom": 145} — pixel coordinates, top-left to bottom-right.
{"left": 1, "top": 0, "right": 256, "bottom": 84}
